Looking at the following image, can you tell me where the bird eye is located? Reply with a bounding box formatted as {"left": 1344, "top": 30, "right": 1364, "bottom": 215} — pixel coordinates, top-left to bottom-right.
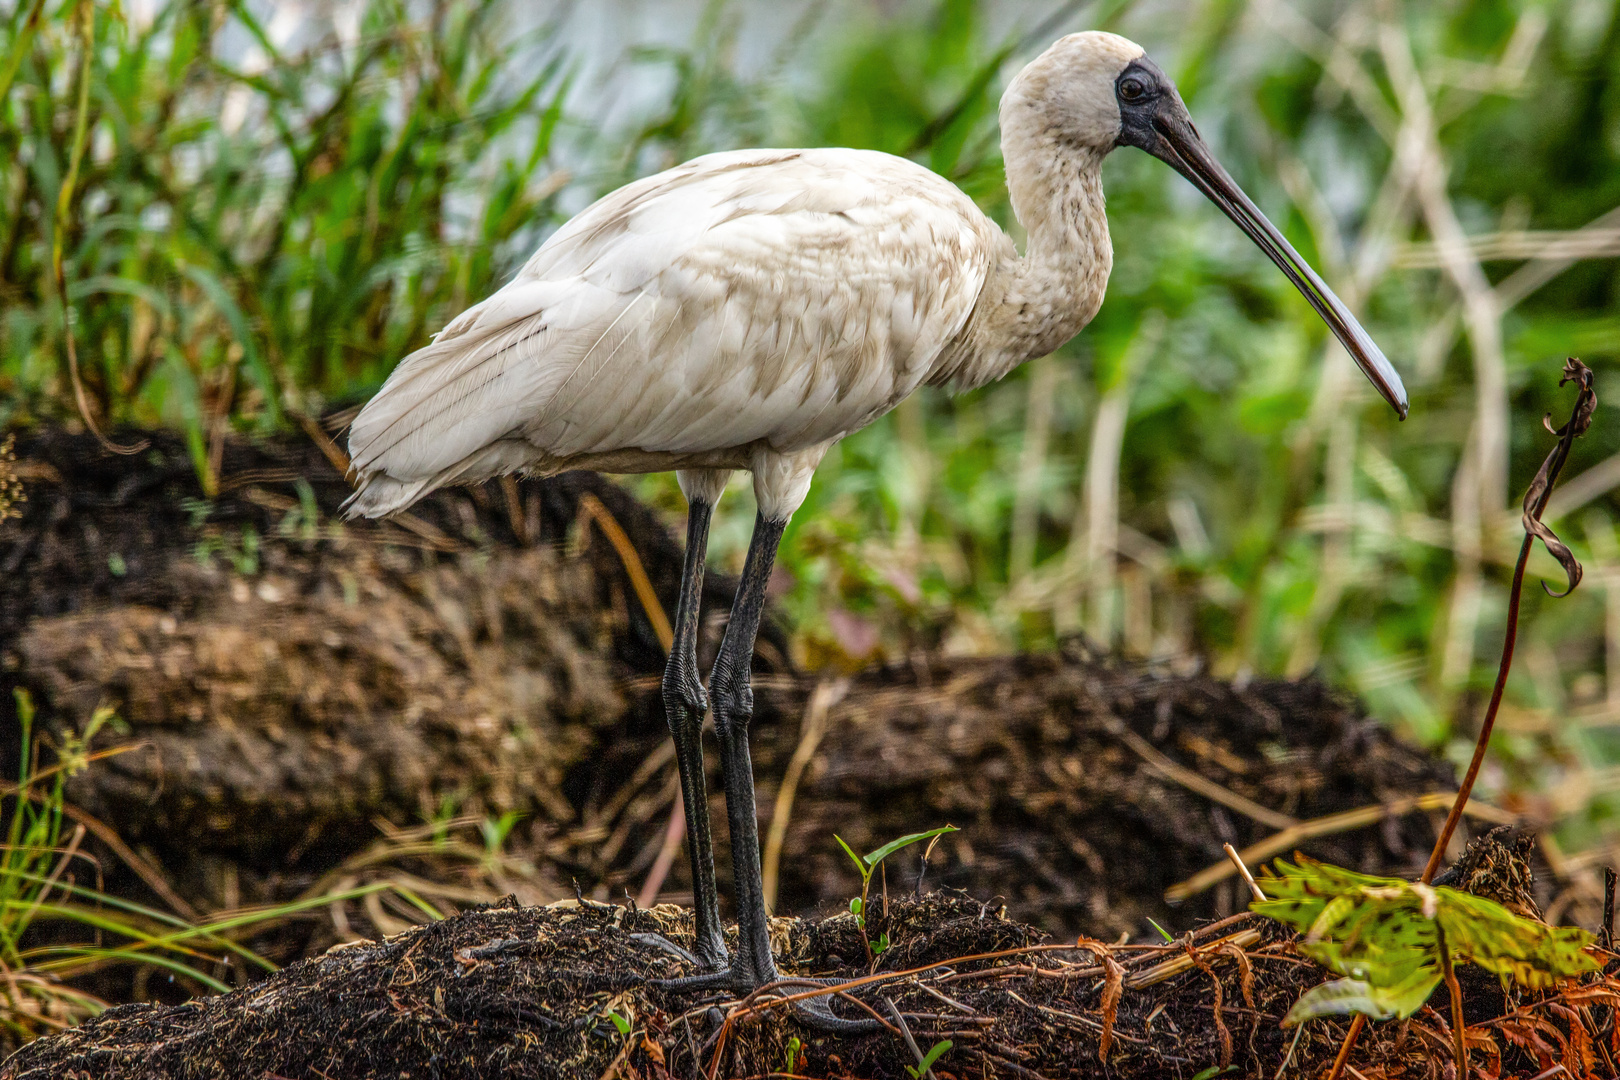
{"left": 1119, "top": 77, "right": 1146, "bottom": 101}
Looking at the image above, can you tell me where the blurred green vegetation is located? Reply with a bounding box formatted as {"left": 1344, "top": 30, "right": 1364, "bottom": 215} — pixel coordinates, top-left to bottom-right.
{"left": 5, "top": 1, "right": 1620, "bottom": 849}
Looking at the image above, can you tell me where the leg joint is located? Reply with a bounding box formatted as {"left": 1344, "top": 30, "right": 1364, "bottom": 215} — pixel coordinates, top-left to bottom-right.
{"left": 662, "top": 652, "right": 709, "bottom": 725}
{"left": 708, "top": 668, "right": 754, "bottom": 730}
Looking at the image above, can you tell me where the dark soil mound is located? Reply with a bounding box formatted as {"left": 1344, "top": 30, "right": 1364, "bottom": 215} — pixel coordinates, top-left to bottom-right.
{"left": 8, "top": 835, "right": 1608, "bottom": 1080}
{"left": 0, "top": 426, "right": 1472, "bottom": 945}
{"left": 3, "top": 427, "right": 1596, "bottom": 1078}
{"left": 2, "top": 424, "right": 761, "bottom": 905}
{"left": 746, "top": 648, "right": 1470, "bottom": 940}
{"left": 0, "top": 892, "right": 1291, "bottom": 1080}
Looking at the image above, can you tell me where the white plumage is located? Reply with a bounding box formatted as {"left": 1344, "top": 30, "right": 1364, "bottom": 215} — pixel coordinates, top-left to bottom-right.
{"left": 345, "top": 147, "right": 1007, "bottom": 521}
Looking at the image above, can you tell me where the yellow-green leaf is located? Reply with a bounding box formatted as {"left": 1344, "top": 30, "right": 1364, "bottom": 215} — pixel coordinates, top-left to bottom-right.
{"left": 1255, "top": 855, "right": 1598, "bottom": 1021}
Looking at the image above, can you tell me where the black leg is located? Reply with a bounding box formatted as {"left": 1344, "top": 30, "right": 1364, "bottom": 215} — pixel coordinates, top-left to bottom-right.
{"left": 662, "top": 499, "right": 729, "bottom": 970}
{"left": 708, "top": 513, "right": 786, "bottom": 990}
{"left": 707, "top": 514, "right": 877, "bottom": 1032}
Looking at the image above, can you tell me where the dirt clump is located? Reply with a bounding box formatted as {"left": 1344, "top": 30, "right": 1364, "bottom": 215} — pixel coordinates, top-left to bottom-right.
{"left": 728, "top": 648, "right": 1462, "bottom": 940}
{"left": 6, "top": 832, "right": 1607, "bottom": 1080}
{"left": 0, "top": 892, "right": 1279, "bottom": 1080}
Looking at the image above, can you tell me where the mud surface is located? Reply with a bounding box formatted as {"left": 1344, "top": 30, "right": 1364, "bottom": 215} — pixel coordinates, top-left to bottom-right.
{"left": 0, "top": 892, "right": 1306, "bottom": 1080}
{"left": 747, "top": 649, "right": 1460, "bottom": 940}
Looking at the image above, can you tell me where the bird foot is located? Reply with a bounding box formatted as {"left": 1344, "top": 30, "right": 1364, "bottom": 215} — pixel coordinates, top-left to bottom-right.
{"left": 627, "top": 932, "right": 705, "bottom": 968}
{"left": 650, "top": 967, "right": 740, "bottom": 993}
{"left": 644, "top": 951, "right": 880, "bottom": 1034}
{"left": 627, "top": 931, "right": 740, "bottom": 994}
{"left": 757, "top": 977, "right": 882, "bottom": 1034}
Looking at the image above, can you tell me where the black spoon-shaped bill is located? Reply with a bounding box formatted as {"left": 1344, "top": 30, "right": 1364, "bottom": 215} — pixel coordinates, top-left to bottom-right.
{"left": 1115, "top": 58, "right": 1409, "bottom": 420}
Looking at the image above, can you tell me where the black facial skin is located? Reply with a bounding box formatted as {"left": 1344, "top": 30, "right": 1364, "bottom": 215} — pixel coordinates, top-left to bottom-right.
{"left": 1109, "top": 56, "right": 1410, "bottom": 420}
{"left": 1114, "top": 57, "right": 1180, "bottom": 154}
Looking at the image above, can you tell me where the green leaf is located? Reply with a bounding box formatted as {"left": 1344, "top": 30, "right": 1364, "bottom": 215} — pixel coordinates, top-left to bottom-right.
{"left": 1439, "top": 887, "right": 1599, "bottom": 991}
{"left": 1256, "top": 855, "right": 1600, "bottom": 1022}
{"left": 1281, "top": 974, "right": 1442, "bottom": 1026}
{"left": 863, "top": 825, "right": 958, "bottom": 869}
{"left": 1146, "top": 917, "right": 1174, "bottom": 942}
{"left": 179, "top": 263, "right": 282, "bottom": 430}
{"left": 1189, "top": 1067, "right": 1237, "bottom": 1080}
{"left": 834, "top": 834, "right": 868, "bottom": 882}
{"left": 607, "top": 1010, "right": 630, "bottom": 1035}
{"left": 906, "top": 1039, "right": 953, "bottom": 1078}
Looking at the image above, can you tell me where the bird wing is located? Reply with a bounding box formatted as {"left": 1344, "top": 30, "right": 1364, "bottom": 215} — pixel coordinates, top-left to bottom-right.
{"left": 345, "top": 147, "right": 999, "bottom": 515}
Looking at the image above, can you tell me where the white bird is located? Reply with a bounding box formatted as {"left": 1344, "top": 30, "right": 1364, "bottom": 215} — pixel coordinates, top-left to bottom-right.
{"left": 345, "top": 31, "right": 1407, "bottom": 1026}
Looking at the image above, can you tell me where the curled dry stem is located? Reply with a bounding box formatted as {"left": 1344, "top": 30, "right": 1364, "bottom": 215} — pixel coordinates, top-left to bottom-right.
{"left": 1330, "top": 360, "right": 1596, "bottom": 1080}
{"left": 1422, "top": 358, "right": 1596, "bottom": 886}
{"left": 1072, "top": 938, "right": 1126, "bottom": 1060}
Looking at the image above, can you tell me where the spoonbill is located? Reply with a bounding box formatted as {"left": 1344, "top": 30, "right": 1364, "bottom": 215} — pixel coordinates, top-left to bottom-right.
{"left": 344, "top": 30, "right": 1407, "bottom": 1023}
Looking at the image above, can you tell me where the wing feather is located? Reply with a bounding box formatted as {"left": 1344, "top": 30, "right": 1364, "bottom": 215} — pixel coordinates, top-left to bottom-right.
{"left": 345, "top": 147, "right": 999, "bottom": 517}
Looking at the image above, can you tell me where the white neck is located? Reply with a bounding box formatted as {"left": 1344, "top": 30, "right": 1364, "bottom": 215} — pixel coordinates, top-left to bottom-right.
{"left": 943, "top": 139, "right": 1113, "bottom": 390}
{"left": 936, "top": 39, "right": 1127, "bottom": 391}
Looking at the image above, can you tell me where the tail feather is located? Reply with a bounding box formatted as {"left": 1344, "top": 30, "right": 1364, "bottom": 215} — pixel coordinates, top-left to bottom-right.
{"left": 342, "top": 439, "right": 541, "bottom": 520}
{"left": 340, "top": 474, "right": 435, "bottom": 520}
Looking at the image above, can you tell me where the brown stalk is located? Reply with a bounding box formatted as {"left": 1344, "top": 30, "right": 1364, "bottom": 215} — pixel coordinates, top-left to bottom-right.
{"left": 1166, "top": 789, "right": 1515, "bottom": 902}
{"left": 572, "top": 493, "right": 682, "bottom": 906}
{"left": 1224, "top": 842, "right": 1267, "bottom": 902}
{"left": 293, "top": 412, "right": 351, "bottom": 476}
{"left": 761, "top": 679, "right": 849, "bottom": 909}
{"left": 1603, "top": 867, "right": 1616, "bottom": 951}
{"left": 576, "top": 493, "right": 674, "bottom": 652}
{"left": 1422, "top": 359, "right": 1596, "bottom": 885}
{"left": 1437, "top": 922, "right": 1469, "bottom": 1079}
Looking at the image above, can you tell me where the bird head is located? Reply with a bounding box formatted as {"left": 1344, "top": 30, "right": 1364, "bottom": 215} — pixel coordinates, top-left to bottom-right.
{"left": 1006, "top": 32, "right": 1409, "bottom": 420}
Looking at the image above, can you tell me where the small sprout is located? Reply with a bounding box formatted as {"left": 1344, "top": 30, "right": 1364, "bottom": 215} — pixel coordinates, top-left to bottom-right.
{"left": 835, "top": 825, "right": 957, "bottom": 964}
{"left": 874, "top": 931, "right": 890, "bottom": 956}
{"left": 179, "top": 497, "right": 213, "bottom": 528}
{"left": 842, "top": 822, "right": 952, "bottom": 965}
{"left": 904, "top": 1038, "right": 953, "bottom": 1079}
{"left": 228, "top": 526, "right": 260, "bottom": 575}
{"left": 783, "top": 1035, "right": 804, "bottom": 1073}
{"left": 1146, "top": 917, "right": 1174, "bottom": 943}
{"left": 835, "top": 835, "right": 866, "bottom": 887}
{"left": 607, "top": 1009, "right": 630, "bottom": 1035}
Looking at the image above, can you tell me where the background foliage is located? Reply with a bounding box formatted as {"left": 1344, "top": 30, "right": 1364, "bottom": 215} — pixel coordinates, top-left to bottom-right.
{"left": 4, "top": 0, "right": 1620, "bottom": 854}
